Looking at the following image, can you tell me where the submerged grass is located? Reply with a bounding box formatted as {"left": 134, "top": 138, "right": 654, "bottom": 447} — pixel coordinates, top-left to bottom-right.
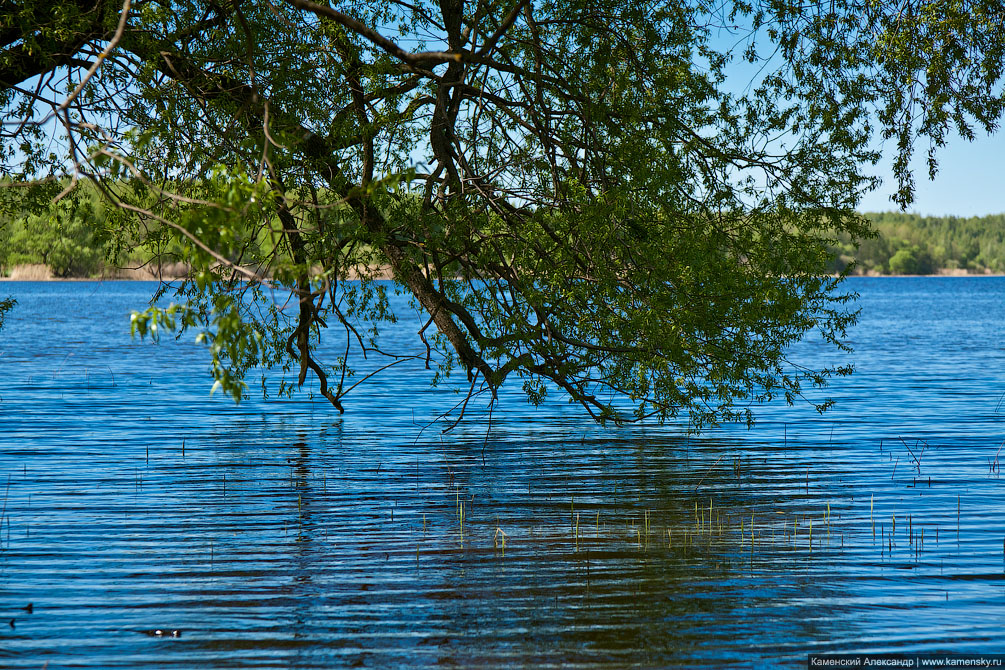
{"left": 396, "top": 478, "right": 983, "bottom": 572}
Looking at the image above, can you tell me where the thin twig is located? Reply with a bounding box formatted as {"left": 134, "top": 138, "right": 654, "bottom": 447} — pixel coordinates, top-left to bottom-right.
{"left": 694, "top": 454, "right": 725, "bottom": 493}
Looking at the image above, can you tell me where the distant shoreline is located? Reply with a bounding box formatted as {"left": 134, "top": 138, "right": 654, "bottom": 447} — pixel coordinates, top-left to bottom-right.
{"left": 0, "top": 263, "right": 396, "bottom": 282}
{"left": 2, "top": 262, "right": 1004, "bottom": 282}
{"left": 3, "top": 272, "right": 1005, "bottom": 282}
{"left": 847, "top": 271, "right": 1005, "bottom": 278}
{"left": 830, "top": 266, "right": 1005, "bottom": 278}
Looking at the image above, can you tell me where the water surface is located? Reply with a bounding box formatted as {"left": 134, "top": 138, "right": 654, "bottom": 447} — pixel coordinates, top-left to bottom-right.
{"left": 2, "top": 278, "right": 1005, "bottom": 667}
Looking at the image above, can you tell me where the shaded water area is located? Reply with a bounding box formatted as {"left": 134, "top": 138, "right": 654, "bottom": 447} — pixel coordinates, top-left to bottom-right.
{"left": 2, "top": 278, "right": 1005, "bottom": 667}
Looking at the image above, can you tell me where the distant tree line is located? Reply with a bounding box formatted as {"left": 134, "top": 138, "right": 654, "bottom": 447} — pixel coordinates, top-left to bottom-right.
{"left": 0, "top": 185, "right": 110, "bottom": 277}
{"left": 0, "top": 182, "right": 184, "bottom": 278}
{"left": 829, "top": 212, "right": 1005, "bottom": 275}
{"left": 4, "top": 206, "right": 1005, "bottom": 278}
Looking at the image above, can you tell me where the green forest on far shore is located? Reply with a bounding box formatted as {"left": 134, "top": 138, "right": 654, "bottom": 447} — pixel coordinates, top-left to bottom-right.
{"left": 2, "top": 203, "right": 1004, "bottom": 278}
{"left": 830, "top": 212, "right": 1005, "bottom": 275}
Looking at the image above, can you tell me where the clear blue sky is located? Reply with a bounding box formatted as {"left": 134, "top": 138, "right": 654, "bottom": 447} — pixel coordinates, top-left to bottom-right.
{"left": 858, "top": 129, "right": 1005, "bottom": 217}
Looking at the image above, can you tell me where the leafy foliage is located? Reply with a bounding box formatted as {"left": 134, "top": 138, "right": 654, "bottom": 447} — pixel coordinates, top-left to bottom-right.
{"left": 1, "top": 0, "right": 1003, "bottom": 428}
{"left": 0, "top": 296, "right": 14, "bottom": 331}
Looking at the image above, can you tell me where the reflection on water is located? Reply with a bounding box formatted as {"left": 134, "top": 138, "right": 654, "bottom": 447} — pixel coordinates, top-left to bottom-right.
{"left": 2, "top": 278, "right": 1005, "bottom": 668}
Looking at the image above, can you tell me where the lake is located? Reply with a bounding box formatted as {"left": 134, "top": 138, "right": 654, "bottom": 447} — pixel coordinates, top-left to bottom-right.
{"left": 2, "top": 277, "right": 1005, "bottom": 668}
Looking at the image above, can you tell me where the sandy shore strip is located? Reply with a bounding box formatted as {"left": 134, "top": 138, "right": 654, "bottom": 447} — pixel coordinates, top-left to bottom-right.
{"left": 0, "top": 263, "right": 397, "bottom": 281}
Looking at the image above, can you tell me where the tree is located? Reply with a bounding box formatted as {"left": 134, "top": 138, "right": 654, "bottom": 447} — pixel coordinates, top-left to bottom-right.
{"left": 1, "top": 0, "right": 1003, "bottom": 428}
{"left": 888, "top": 245, "right": 935, "bottom": 275}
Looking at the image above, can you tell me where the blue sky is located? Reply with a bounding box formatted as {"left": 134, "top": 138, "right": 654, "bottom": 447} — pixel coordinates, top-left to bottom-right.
{"left": 859, "top": 129, "right": 1005, "bottom": 217}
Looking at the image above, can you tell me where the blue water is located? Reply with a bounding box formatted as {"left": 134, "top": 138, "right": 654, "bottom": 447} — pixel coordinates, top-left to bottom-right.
{"left": 1, "top": 277, "right": 1005, "bottom": 668}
